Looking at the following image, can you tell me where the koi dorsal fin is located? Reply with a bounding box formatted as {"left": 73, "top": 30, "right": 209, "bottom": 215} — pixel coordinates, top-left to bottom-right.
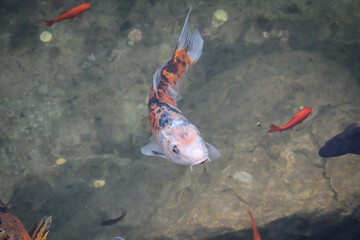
{"left": 152, "top": 67, "right": 162, "bottom": 96}
{"left": 177, "top": 5, "right": 203, "bottom": 63}
{"left": 29, "top": 216, "right": 52, "bottom": 240}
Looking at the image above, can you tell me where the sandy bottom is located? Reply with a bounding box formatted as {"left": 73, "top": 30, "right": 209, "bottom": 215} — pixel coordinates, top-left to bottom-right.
{"left": 0, "top": 0, "right": 359, "bottom": 239}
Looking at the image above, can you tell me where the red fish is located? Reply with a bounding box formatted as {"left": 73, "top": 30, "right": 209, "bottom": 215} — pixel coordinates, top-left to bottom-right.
{"left": 267, "top": 107, "right": 312, "bottom": 133}
{"left": 140, "top": 6, "right": 221, "bottom": 171}
{"left": 247, "top": 209, "right": 262, "bottom": 240}
{"left": 0, "top": 201, "right": 52, "bottom": 240}
{"left": 42, "top": 3, "right": 91, "bottom": 27}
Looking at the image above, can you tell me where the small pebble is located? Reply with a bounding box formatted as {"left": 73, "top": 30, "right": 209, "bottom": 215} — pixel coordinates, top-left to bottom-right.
{"left": 233, "top": 171, "right": 253, "bottom": 183}
{"left": 263, "top": 32, "right": 271, "bottom": 39}
{"left": 7, "top": 109, "right": 15, "bottom": 118}
{"left": 278, "top": 30, "right": 289, "bottom": 42}
{"left": 93, "top": 179, "right": 106, "bottom": 188}
{"left": 40, "top": 31, "right": 52, "bottom": 43}
{"left": 128, "top": 28, "right": 142, "bottom": 43}
{"left": 212, "top": 9, "right": 228, "bottom": 28}
{"left": 56, "top": 158, "right": 67, "bottom": 165}
{"left": 214, "top": 9, "right": 228, "bottom": 22}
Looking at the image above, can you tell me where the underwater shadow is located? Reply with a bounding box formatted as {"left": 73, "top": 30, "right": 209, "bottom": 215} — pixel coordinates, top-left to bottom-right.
{"left": 205, "top": 206, "right": 360, "bottom": 240}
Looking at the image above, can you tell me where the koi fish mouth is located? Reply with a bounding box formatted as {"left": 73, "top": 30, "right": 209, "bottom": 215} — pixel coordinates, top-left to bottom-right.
{"left": 200, "top": 159, "right": 207, "bottom": 164}
{"left": 192, "top": 157, "right": 208, "bottom": 166}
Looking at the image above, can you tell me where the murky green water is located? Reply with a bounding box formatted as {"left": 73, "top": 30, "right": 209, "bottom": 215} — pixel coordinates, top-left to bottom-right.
{"left": 1, "top": 0, "right": 359, "bottom": 239}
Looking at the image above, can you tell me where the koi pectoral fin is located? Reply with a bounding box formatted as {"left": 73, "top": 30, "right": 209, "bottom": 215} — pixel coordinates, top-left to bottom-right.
{"left": 205, "top": 142, "right": 221, "bottom": 161}
{"left": 141, "top": 142, "right": 166, "bottom": 159}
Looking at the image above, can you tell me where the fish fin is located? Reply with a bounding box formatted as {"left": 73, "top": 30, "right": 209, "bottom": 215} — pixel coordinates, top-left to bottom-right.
{"left": 167, "top": 84, "right": 182, "bottom": 101}
{"left": 141, "top": 138, "right": 166, "bottom": 158}
{"left": 177, "top": 5, "right": 203, "bottom": 63}
{"left": 42, "top": 20, "right": 54, "bottom": 27}
{"left": 176, "top": 90, "right": 182, "bottom": 101}
{"left": 152, "top": 67, "right": 162, "bottom": 97}
{"left": 149, "top": 135, "right": 156, "bottom": 143}
{"left": 267, "top": 124, "right": 281, "bottom": 133}
{"left": 247, "top": 209, "right": 262, "bottom": 240}
{"left": 205, "top": 142, "right": 221, "bottom": 161}
{"left": 28, "top": 216, "right": 52, "bottom": 240}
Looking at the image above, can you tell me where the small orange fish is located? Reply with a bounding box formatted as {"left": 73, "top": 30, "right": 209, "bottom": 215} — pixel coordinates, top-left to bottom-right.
{"left": 247, "top": 209, "right": 262, "bottom": 240}
{"left": 267, "top": 107, "right": 312, "bottom": 133}
{"left": 0, "top": 201, "right": 52, "bottom": 240}
{"left": 42, "top": 2, "right": 91, "bottom": 27}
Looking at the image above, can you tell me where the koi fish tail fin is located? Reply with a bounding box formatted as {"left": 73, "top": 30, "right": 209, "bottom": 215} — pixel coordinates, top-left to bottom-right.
{"left": 42, "top": 20, "right": 54, "bottom": 27}
{"left": 267, "top": 124, "right": 282, "bottom": 133}
{"left": 29, "top": 216, "right": 52, "bottom": 240}
{"left": 177, "top": 5, "right": 203, "bottom": 64}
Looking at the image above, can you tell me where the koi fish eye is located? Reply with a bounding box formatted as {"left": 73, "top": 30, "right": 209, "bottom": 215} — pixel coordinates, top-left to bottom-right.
{"left": 172, "top": 145, "right": 180, "bottom": 154}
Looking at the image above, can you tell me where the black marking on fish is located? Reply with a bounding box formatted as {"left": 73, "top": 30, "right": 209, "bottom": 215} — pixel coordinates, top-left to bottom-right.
{"left": 151, "top": 151, "right": 163, "bottom": 156}
{"left": 157, "top": 80, "right": 169, "bottom": 92}
{"left": 0, "top": 206, "right": 9, "bottom": 213}
{"left": 164, "top": 60, "right": 178, "bottom": 74}
{"left": 158, "top": 102, "right": 181, "bottom": 115}
{"left": 149, "top": 97, "right": 182, "bottom": 115}
{"left": 158, "top": 112, "right": 172, "bottom": 129}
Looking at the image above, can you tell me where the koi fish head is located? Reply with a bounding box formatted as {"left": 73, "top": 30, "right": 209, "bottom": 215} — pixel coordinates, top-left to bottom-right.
{"left": 158, "top": 122, "right": 209, "bottom": 167}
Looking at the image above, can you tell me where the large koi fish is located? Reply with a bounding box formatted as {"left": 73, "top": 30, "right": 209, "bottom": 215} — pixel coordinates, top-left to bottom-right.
{"left": 141, "top": 6, "right": 221, "bottom": 170}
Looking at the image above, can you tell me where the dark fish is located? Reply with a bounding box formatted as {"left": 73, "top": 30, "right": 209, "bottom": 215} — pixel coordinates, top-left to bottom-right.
{"left": 318, "top": 123, "right": 360, "bottom": 158}
{"left": 101, "top": 209, "right": 126, "bottom": 226}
